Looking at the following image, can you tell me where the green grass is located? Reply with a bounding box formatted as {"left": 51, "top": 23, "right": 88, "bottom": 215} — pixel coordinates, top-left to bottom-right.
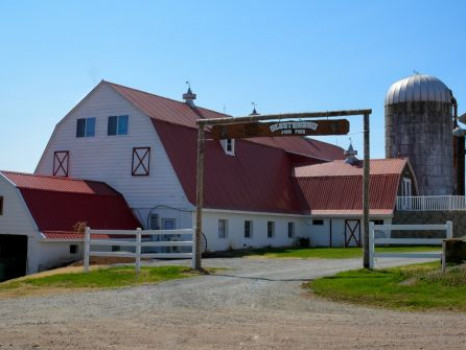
{"left": 215, "top": 246, "right": 438, "bottom": 259}
{"left": 310, "top": 262, "right": 466, "bottom": 311}
{"left": 0, "top": 265, "right": 197, "bottom": 297}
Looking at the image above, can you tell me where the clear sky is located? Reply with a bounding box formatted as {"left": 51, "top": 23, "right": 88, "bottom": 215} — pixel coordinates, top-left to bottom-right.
{"left": 1, "top": 0, "right": 465, "bottom": 172}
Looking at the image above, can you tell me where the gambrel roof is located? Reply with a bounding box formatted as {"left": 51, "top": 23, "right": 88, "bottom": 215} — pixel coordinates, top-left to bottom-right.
{"left": 95, "top": 81, "right": 345, "bottom": 213}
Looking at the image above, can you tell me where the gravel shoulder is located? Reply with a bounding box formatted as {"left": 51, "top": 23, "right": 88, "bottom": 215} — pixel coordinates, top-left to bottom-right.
{"left": 0, "top": 257, "right": 465, "bottom": 349}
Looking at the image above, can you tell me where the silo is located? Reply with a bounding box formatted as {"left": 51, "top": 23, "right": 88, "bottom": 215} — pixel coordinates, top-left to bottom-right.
{"left": 385, "top": 74, "right": 454, "bottom": 195}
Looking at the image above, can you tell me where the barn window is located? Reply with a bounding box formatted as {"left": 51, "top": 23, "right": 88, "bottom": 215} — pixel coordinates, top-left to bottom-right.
{"left": 76, "top": 117, "right": 96, "bottom": 138}
{"left": 372, "top": 219, "right": 384, "bottom": 225}
{"left": 53, "top": 151, "right": 70, "bottom": 177}
{"left": 221, "top": 139, "right": 235, "bottom": 156}
{"left": 0, "top": 196, "right": 3, "bottom": 215}
{"left": 312, "top": 219, "right": 324, "bottom": 226}
{"left": 161, "top": 218, "right": 176, "bottom": 230}
{"left": 108, "top": 115, "right": 129, "bottom": 136}
{"left": 218, "top": 219, "right": 228, "bottom": 239}
{"left": 132, "top": 147, "right": 151, "bottom": 176}
{"left": 244, "top": 220, "right": 253, "bottom": 238}
{"left": 69, "top": 245, "right": 78, "bottom": 254}
{"left": 267, "top": 221, "right": 275, "bottom": 238}
{"left": 288, "top": 222, "right": 295, "bottom": 238}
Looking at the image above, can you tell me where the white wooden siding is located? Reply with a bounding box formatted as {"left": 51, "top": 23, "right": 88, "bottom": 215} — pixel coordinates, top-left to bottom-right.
{"left": 200, "top": 211, "right": 304, "bottom": 251}
{"left": 0, "top": 174, "right": 44, "bottom": 273}
{"left": 35, "top": 83, "right": 191, "bottom": 212}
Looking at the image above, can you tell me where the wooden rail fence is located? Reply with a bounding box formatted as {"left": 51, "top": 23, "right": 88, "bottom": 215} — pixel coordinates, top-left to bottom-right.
{"left": 83, "top": 227, "right": 195, "bottom": 272}
{"left": 369, "top": 221, "right": 453, "bottom": 270}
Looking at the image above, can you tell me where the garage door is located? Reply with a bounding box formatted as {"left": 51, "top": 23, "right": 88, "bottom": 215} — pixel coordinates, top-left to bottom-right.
{"left": 0, "top": 234, "right": 28, "bottom": 282}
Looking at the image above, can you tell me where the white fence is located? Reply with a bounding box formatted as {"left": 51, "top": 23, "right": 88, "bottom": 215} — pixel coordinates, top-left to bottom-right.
{"left": 369, "top": 221, "right": 453, "bottom": 270}
{"left": 396, "top": 196, "right": 466, "bottom": 211}
{"left": 83, "top": 227, "right": 195, "bottom": 272}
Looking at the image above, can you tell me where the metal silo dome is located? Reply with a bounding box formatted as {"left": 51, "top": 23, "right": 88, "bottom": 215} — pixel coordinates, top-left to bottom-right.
{"left": 385, "top": 74, "right": 455, "bottom": 195}
{"left": 385, "top": 74, "right": 452, "bottom": 106}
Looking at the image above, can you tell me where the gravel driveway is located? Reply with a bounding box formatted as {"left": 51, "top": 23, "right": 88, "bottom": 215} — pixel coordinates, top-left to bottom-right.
{"left": 0, "top": 257, "right": 465, "bottom": 349}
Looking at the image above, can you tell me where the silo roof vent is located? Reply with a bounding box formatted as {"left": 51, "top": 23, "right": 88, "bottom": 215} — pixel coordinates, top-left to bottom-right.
{"left": 385, "top": 74, "right": 452, "bottom": 106}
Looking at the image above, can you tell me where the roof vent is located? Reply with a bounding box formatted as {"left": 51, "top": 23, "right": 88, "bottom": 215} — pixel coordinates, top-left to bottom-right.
{"left": 249, "top": 102, "right": 259, "bottom": 116}
{"left": 344, "top": 143, "right": 359, "bottom": 165}
{"left": 182, "top": 81, "right": 196, "bottom": 106}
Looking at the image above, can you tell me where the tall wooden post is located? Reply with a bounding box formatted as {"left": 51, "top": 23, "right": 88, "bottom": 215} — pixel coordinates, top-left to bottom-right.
{"left": 194, "top": 124, "right": 205, "bottom": 271}
{"left": 363, "top": 113, "right": 371, "bottom": 268}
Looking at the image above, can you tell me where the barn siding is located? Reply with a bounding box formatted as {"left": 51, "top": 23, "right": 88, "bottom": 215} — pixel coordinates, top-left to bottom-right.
{"left": 35, "top": 83, "right": 191, "bottom": 214}
{"left": 200, "top": 210, "right": 305, "bottom": 252}
{"left": 0, "top": 174, "right": 43, "bottom": 273}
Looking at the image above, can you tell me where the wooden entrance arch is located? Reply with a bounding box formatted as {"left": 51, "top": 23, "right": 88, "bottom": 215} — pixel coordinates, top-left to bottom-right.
{"left": 194, "top": 109, "right": 372, "bottom": 270}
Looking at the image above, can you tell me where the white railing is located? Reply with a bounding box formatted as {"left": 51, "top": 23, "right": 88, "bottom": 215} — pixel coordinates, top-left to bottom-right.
{"left": 83, "top": 227, "right": 195, "bottom": 273}
{"left": 396, "top": 196, "right": 466, "bottom": 211}
{"left": 369, "top": 221, "right": 453, "bottom": 270}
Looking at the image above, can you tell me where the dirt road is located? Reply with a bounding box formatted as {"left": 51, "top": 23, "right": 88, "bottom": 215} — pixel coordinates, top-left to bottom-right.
{"left": 0, "top": 257, "right": 465, "bottom": 349}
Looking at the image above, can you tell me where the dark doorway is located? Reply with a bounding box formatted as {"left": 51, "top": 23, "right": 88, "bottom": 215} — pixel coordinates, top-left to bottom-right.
{"left": 0, "top": 235, "right": 28, "bottom": 282}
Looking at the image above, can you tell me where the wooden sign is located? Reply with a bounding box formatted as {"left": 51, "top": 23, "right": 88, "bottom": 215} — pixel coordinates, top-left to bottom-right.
{"left": 211, "top": 119, "right": 349, "bottom": 140}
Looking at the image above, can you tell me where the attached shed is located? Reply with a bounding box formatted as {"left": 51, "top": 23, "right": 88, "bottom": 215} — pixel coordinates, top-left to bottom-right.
{"left": 293, "top": 158, "right": 418, "bottom": 247}
{"left": 0, "top": 171, "right": 140, "bottom": 281}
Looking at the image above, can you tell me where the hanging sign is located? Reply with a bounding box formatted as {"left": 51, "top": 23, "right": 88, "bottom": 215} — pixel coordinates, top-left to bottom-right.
{"left": 211, "top": 119, "right": 349, "bottom": 140}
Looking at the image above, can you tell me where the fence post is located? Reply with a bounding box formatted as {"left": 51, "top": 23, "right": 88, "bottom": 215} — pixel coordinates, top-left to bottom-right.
{"left": 136, "top": 228, "right": 142, "bottom": 274}
{"left": 446, "top": 221, "right": 453, "bottom": 239}
{"left": 191, "top": 228, "right": 196, "bottom": 269}
{"left": 84, "top": 227, "right": 91, "bottom": 273}
{"left": 369, "top": 221, "right": 375, "bottom": 270}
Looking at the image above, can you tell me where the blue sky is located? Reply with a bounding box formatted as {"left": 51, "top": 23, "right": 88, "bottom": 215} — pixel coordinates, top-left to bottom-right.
{"left": 1, "top": 0, "right": 465, "bottom": 172}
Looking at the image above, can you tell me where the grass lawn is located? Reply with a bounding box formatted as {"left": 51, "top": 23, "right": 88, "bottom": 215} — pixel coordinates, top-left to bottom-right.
{"left": 217, "top": 246, "right": 439, "bottom": 259}
{"left": 0, "top": 265, "right": 198, "bottom": 299}
{"left": 310, "top": 262, "right": 466, "bottom": 311}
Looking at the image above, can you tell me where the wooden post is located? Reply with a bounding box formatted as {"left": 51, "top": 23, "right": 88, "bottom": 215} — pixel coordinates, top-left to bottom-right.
{"left": 363, "top": 113, "right": 371, "bottom": 269}
{"left": 84, "top": 227, "right": 91, "bottom": 273}
{"left": 135, "top": 228, "right": 142, "bottom": 273}
{"left": 446, "top": 220, "right": 453, "bottom": 239}
{"left": 369, "top": 221, "right": 375, "bottom": 269}
{"left": 194, "top": 125, "right": 205, "bottom": 271}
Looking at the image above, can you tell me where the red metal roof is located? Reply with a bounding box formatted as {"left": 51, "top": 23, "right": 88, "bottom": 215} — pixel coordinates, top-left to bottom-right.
{"left": 293, "top": 159, "right": 409, "bottom": 216}
{"left": 1, "top": 171, "right": 140, "bottom": 238}
{"left": 154, "top": 121, "right": 304, "bottom": 213}
{"left": 293, "top": 158, "right": 408, "bottom": 177}
{"left": 107, "top": 81, "right": 344, "bottom": 162}
{"left": 2, "top": 171, "right": 116, "bottom": 195}
{"left": 108, "top": 82, "right": 226, "bottom": 129}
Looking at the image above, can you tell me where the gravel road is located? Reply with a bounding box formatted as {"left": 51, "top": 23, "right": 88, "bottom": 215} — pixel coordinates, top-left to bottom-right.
{"left": 0, "top": 257, "right": 465, "bottom": 349}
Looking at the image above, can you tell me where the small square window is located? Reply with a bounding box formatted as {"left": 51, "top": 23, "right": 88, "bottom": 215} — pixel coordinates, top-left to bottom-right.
{"left": 0, "top": 196, "right": 3, "bottom": 215}
{"left": 244, "top": 220, "right": 253, "bottom": 238}
{"left": 161, "top": 218, "right": 176, "bottom": 230}
{"left": 70, "top": 245, "right": 78, "bottom": 254}
{"left": 267, "top": 221, "right": 275, "bottom": 238}
{"left": 312, "top": 219, "right": 324, "bottom": 226}
{"left": 221, "top": 139, "right": 235, "bottom": 156}
{"left": 108, "top": 115, "right": 129, "bottom": 136}
{"left": 373, "top": 220, "right": 384, "bottom": 225}
{"left": 76, "top": 118, "right": 96, "bottom": 138}
{"left": 288, "top": 222, "right": 295, "bottom": 238}
{"left": 218, "top": 219, "right": 228, "bottom": 239}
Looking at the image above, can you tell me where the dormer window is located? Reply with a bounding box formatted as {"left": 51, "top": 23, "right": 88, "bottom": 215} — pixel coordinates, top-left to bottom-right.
{"left": 221, "top": 139, "right": 235, "bottom": 156}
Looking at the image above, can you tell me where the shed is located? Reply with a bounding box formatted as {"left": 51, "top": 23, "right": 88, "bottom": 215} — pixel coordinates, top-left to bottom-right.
{"left": 0, "top": 171, "right": 140, "bottom": 281}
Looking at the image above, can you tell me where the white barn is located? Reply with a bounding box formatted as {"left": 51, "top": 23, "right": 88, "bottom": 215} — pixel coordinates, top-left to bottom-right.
{"left": 1, "top": 80, "right": 417, "bottom": 279}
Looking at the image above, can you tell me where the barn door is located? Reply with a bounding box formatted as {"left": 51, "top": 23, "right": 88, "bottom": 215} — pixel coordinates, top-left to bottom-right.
{"left": 344, "top": 219, "right": 361, "bottom": 247}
